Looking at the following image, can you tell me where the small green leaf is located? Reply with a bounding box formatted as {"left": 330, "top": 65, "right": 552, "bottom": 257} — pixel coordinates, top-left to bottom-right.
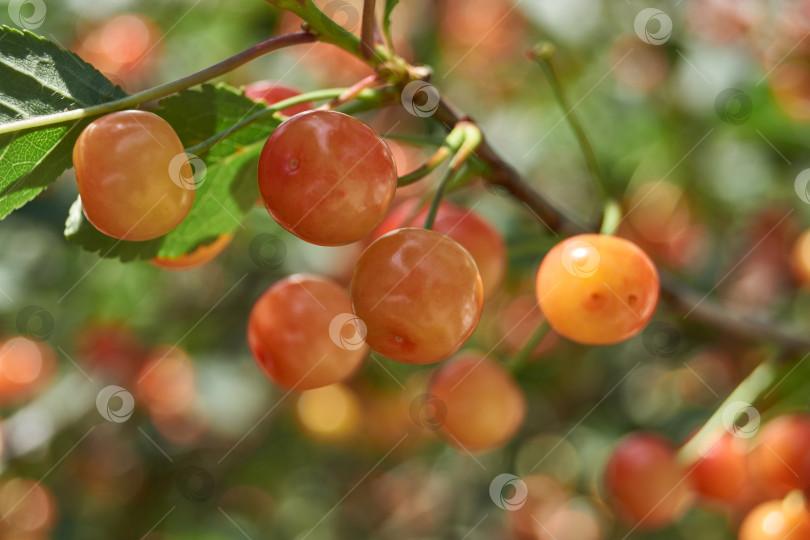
{"left": 66, "top": 84, "right": 277, "bottom": 261}
{"left": 0, "top": 27, "right": 127, "bottom": 219}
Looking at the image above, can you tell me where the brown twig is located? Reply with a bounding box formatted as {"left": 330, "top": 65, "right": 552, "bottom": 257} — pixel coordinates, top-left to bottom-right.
{"left": 360, "top": 0, "right": 377, "bottom": 59}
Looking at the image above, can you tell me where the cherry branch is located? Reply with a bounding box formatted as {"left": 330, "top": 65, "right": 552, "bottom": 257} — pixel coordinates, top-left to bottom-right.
{"left": 360, "top": 0, "right": 377, "bottom": 59}
{"left": 429, "top": 95, "right": 810, "bottom": 351}
{"left": 0, "top": 32, "right": 315, "bottom": 136}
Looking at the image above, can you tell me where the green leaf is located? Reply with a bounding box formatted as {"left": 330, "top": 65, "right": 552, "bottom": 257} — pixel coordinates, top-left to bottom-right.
{"left": 0, "top": 27, "right": 127, "bottom": 219}
{"left": 382, "top": 0, "right": 400, "bottom": 50}
{"left": 65, "top": 83, "right": 276, "bottom": 261}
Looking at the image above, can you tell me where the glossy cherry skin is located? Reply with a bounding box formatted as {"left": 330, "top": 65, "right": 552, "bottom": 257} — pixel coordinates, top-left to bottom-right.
{"left": 371, "top": 200, "right": 506, "bottom": 298}
{"left": 536, "top": 233, "right": 659, "bottom": 345}
{"left": 749, "top": 415, "right": 810, "bottom": 499}
{"left": 244, "top": 81, "right": 313, "bottom": 117}
{"left": 248, "top": 274, "right": 367, "bottom": 390}
{"left": 258, "top": 110, "right": 397, "bottom": 246}
{"left": 427, "top": 354, "right": 526, "bottom": 452}
{"left": 73, "top": 110, "right": 195, "bottom": 241}
{"left": 739, "top": 496, "right": 810, "bottom": 540}
{"left": 151, "top": 234, "right": 232, "bottom": 271}
{"left": 604, "top": 432, "right": 694, "bottom": 530}
{"left": 351, "top": 228, "right": 483, "bottom": 364}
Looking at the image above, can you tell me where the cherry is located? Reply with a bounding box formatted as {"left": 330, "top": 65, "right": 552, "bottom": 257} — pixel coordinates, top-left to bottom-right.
{"left": 72, "top": 14, "right": 162, "bottom": 88}
{"left": 258, "top": 110, "right": 397, "bottom": 246}
{"left": 248, "top": 274, "right": 367, "bottom": 390}
{"left": 427, "top": 353, "right": 525, "bottom": 452}
{"left": 0, "top": 337, "right": 55, "bottom": 405}
{"left": 244, "top": 81, "right": 313, "bottom": 116}
{"left": 603, "top": 432, "right": 694, "bottom": 530}
{"left": 0, "top": 478, "right": 57, "bottom": 536}
{"left": 77, "top": 323, "right": 146, "bottom": 383}
{"left": 691, "top": 431, "right": 751, "bottom": 506}
{"left": 371, "top": 200, "right": 506, "bottom": 298}
{"left": 73, "top": 110, "right": 195, "bottom": 241}
{"left": 739, "top": 495, "right": 810, "bottom": 540}
{"left": 151, "top": 234, "right": 232, "bottom": 271}
{"left": 351, "top": 228, "right": 483, "bottom": 364}
{"left": 136, "top": 346, "right": 196, "bottom": 416}
{"left": 508, "top": 475, "right": 568, "bottom": 540}
{"left": 535, "top": 233, "right": 659, "bottom": 345}
{"left": 791, "top": 229, "right": 810, "bottom": 287}
{"left": 749, "top": 414, "right": 810, "bottom": 499}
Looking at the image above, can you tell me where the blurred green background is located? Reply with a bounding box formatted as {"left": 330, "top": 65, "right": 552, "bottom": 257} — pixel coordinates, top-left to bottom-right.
{"left": 1, "top": 0, "right": 810, "bottom": 538}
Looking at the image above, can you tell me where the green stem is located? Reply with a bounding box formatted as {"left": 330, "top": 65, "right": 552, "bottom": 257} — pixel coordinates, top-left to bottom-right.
{"left": 422, "top": 164, "right": 454, "bottom": 230}
{"left": 599, "top": 199, "right": 622, "bottom": 235}
{"left": 678, "top": 361, "right": 778, "bottom": 464}
{"left": 0, "top": 32, "right": 315, "bottom": 136}
{"left": 421, "top": 123, "right": 481, "bottom": 228}
{"left": 186, "top": 87, "right": 375, "bottom": 156}
{"left": 508, "top": 321, "right": 550, "bottom": 373}
{"left": 528, "top": 43, "right": 607, "bottom": 202}
{"left": 397, "top": 146, "right": 451, "bottom": 186}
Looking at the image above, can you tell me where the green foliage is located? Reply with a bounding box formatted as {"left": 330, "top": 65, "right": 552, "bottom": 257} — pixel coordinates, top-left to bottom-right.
{"left": 65, "top": 84, "right": 274, "bottom": 260}
{"left": 0, "top": 27, "right": 126, "bottom": 220}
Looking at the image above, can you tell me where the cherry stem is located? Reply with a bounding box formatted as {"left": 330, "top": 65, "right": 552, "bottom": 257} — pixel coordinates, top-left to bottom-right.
{"left": 422, "top": 123, "right": 481, "bottom": 229}
{"left": 360, "top": 0, "right": 377, "bottom": 59}
{"left": 528, "top": 43, "right": 608, "bottom": 204}
{"left": 599, "top": 199, "right": 622, "bottom": 235}
{"left": 397, "top": 146, "right": 451, "bottom": 186}
{"left": 508, "top": 321, "right": 550, "bottom": 373}
{"left": 677, "top": 360, "right": 777, "bottom": 464}
{"left": 0, "top": 32, "right": 316, "bottom": 136}
{"left": 186, "top": 87, "right": 380, "bottom": 156}
{"left": 422, "top": 164, "right": 454, "bottom": 230}
{"left": 322, "top": 74, "right": 381, "bottom": 111}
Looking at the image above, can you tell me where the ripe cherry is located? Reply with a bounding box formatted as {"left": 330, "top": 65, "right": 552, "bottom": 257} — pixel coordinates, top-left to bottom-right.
{"left": 258, "top": 110, "right": 397, "bottom": 246}
{"left": 73, "top": 110, "right": 195, "bottom": 241}
{"left": 371, "top": 200, "right": 506, "bottom": 298}
{"left": 749, "top": 414, "right": 810, "bottom": 499}
{"left": 151, "top": 234, "right": 232, "bottom": 271}
{"left": 248, "top": 274, "right": 367, "bottom": 390}
{"left": 535, "top": 233, "right": 659, "bottom": 345}
{"left": 604, "top": 432, "right": 694, "bottom": 530}
{"left": 739, "top": 494, "right": 810, "bottom": 540}
{"left": 0, "top": 337, "right": 55, "bottom": 405}
{"left": 691, "top": 431, "right": 751, "bottom": 506}
{"left": 244, "top": 81, "right": 313, "bottom": 117}
{"left": 427, "top": 354, "right": 525, "bottom": 452}
{"left": 351, "top": 228, "right": 483, "bottom": 364}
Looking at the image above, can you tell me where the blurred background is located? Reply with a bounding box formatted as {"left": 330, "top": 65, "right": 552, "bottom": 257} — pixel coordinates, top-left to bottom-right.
{"left": 0, "top": 0, "right": 810, "bottom": 538}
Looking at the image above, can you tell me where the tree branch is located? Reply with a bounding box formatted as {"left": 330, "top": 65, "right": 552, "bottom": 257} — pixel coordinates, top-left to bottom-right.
{"left": 0, "top": 32, "right": 315, "bottom": 135}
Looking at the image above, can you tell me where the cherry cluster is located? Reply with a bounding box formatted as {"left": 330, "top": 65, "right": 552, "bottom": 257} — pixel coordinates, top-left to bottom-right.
{"left": 70, "top": 78, "right": 662, "bottom": 454}
{"left": 604, "top": 415, "right": 810, "bottom": 539}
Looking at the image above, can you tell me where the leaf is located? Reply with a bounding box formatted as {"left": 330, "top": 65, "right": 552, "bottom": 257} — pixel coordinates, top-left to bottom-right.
{"left": 66, "top": 84, "right": 277, "bottom": 261}
{"left": 382, "top": 0, "right": 400, "bottom": 50}
{"left": 0, "top": 26, "right": 127, "bottom": 219}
